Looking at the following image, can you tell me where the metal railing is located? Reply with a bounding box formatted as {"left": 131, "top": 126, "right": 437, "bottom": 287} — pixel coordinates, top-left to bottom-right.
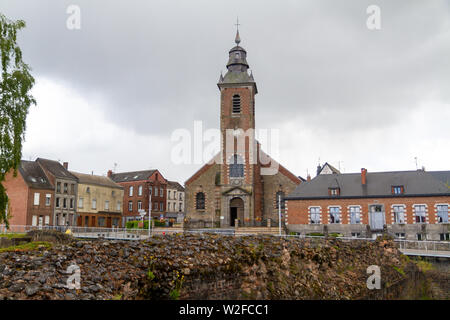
{"left": 1, "top": 225, "right": 449, "bottom": 252}
{"left": 0, "top": 224, "right": 184, "bottom": 240}
{"left": 394, "top": 239, "right": 450, "bottom": 252}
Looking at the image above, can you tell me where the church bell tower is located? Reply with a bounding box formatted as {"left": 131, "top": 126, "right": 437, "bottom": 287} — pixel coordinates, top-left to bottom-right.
{"left": 217, "top": 28, "right": 260, "bottom": 227}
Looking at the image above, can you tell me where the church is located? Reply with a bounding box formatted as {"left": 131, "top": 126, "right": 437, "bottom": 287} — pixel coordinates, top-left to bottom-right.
{"left": 184, "top": 30, "right": 301, "bottom": 228}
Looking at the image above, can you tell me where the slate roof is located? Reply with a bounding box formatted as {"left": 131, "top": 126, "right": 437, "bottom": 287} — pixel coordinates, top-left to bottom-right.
{"left": 317, "top": 162, "right": 341, "bottom": 175}
{"left": 70, "top": 172, "right": 123, "bottom": 189}
{"left": 286, "top": 170, "right": 450, "bottom": 200}
{"left": 222, "top": 70, "right": 255, "bottom": 84}
{"left": 110, "top": 170, "right": 156, "bottom": 183}
{"left": 18, "top": 160, "right": 53, "bottom": 190}
{"left": 167, "top": 181, "right": 185, "bottom": 191}
{"left": 36, "top": 158, "right": 78, "bottom": 181}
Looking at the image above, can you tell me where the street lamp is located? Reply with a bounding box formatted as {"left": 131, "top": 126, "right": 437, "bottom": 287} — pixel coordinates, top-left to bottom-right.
{"left": 148, "top": 192, "right": 152, "bottom": 238}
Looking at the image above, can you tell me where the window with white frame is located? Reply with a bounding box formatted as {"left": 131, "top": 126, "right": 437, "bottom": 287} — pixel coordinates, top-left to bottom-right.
{"left": 160, "top": 188, "right": 163, "bottom": 197}
{"left": 349, "top": 206, "right": 361, "bottom": 224}
{"left": 137, "top": 201, "right": 142, "bottom": 210}
{"left": 414, "top": 205, "right": 426, "bottom": 223}
{"left": 329, "top": 207, "right": 340, "bottom": 223}
{"left": 310, "top": 207, "right": 320, "bottom": 224}
{"left": 393, "top": 205, "right": 405, "bottom": 224}
{"left": 155, "top": 187, "right": 158, "bottom": 196}
{"left": 105, "top": 200, "right": 109, "bottom": 210}
{"left": 116, "top": 201, "right": 121, "bottom": 211}
{"left": 129, "top": 186, "right": 133, "bottom": 197}
{"left": 128, "top": 201, "right": 133, "bottom": 212}
{"left": 395, "top": 233, "right": 406, "bottom": 239}
{"left": 437, "top": 205, "right": 449, "bottom": 223}
{"left": 45, "top": 194, "right": 51, "bottom": 206}
{"left": 92, "top": 199, "right": 97, "bottom": 210}
{"left": 138, "top": 185, "right": 143, "bottom": 196}
{"left": 34, "top": 193, "right": 40, "bottom": 206}
{"left": 78, "top": 197, "right": 83, "bottom": 208}
{"left": 160, "top": 202, "right": 163, "bottom": 211}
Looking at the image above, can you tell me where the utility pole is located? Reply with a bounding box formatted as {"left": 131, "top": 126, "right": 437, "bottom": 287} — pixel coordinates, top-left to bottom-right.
{"left": 278, "top": 193, "right": 282, "bottom": 236}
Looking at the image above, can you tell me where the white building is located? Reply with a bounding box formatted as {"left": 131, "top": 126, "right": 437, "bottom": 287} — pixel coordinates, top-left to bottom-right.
{"left": 166, "top": 181, "right": 185, "bottom": 223}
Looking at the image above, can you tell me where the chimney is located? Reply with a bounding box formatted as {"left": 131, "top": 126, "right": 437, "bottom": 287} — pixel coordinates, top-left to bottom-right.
{"left": 316, "top": 165, "right": 322, "bottom": 176}
{"left": 307, "top": 174, "right": 311, "bottom": 182}
{"left": 107, "top": 170, "right": 113, "bottom": 178}
{"left": 63, "top": 162, "right": 68, "bottom": 170}
{"left": 361, "top": 168, "right": 367, "bottom": 185}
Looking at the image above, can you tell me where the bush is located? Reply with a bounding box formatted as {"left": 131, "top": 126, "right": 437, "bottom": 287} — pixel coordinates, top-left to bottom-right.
{"left": 126, "top": 221, "right": 139, "bottom": 229}
{"left": 154, "top": 220, "right": 166, "bottom": 227}
{"left": 307, "top": 232, "right": 324, "bottom": 237}
{"left": 328, "top": 233, "right": 344, "bottom": 237}
{"left": 126, "top": 220, "right": 167, "bottom": 229}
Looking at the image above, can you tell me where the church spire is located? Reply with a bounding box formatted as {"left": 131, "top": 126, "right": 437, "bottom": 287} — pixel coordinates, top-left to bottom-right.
{"left": 217, "top": 21, "right": 257, "bottom": 93}
{"left": 235, "top": 29, "right": 241, "bottom": 45}
{"left": 235, "top": 17, "right": 241, "bottom": 45}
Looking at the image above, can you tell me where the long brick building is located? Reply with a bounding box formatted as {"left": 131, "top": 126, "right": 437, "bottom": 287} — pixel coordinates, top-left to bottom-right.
{"left": 185, "top": 30, "right": 301, "bottom": 228}
{"left": 286, "top": 168, "right": 450, "bottom": 241}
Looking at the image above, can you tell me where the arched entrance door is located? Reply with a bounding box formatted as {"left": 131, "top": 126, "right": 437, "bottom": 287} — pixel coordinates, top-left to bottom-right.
{"left": 229, "top": 197, "right": 244, "bottom": 227}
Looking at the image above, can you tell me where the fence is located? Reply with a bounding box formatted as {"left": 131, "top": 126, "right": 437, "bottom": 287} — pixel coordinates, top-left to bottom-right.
{"left": 1, "top": 225, "right": 449, "bottom": 252}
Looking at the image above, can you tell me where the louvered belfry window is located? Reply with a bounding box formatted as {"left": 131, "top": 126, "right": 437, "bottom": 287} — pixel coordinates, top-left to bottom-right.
{"left": 232, "top": 95, "right": 241, "bottom": 113}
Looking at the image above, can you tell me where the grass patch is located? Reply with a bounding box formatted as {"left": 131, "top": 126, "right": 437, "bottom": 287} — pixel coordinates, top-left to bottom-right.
{"left": 0, "top": 233, "right": 27, "bottom": 239}
{"left": 0, "top": 241, "right": 52, "bottom": 253}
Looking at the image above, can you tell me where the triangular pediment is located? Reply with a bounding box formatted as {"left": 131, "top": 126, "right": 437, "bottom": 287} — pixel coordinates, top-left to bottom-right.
{"left": 222, "top": 186, "right": 252, "bottom": 196}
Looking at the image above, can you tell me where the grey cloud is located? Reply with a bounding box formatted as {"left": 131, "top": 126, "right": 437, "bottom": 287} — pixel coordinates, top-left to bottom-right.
{"left": 1, "top": 0, "right": 449, "bottom": 180}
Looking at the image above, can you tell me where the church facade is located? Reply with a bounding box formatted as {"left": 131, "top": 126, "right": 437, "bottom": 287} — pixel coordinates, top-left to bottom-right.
{"left": 184, "top": 31, "right": 301, "bottom": 228}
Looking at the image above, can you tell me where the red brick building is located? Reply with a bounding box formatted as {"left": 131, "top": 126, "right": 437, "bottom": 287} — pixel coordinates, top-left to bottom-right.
{"left": 286, "top": 168, "right": 450, "bottom": 241}
{"left": 3, "top": 160, "right": 55, "bottom": 227}
{"left": 109, "top": 169, "right": 167, "bottom": 225}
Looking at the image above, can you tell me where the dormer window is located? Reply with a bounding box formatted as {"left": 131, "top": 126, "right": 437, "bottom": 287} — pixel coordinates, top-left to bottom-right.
{"left": 392, "top": 186, "right": 404, "bottom": 195}
{"left": 329, "top": 188, "right": 340, "bottom": 196}
{"left": 232, "top": 95, "right": 241, "bottom": 114}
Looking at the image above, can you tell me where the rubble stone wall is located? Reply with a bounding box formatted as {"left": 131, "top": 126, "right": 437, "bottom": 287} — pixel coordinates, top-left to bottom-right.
{"left": 0, "top": 233, "right": 437, "bottom": 300}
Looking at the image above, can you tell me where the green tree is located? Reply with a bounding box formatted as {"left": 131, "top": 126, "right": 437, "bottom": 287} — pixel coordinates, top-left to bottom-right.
{"left": 0, "top": 13, "right": 36, "bottom": 226}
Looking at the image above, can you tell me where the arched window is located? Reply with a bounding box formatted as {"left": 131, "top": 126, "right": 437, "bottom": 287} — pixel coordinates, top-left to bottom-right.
{"left": 196, "top": 192, "right": 205, "bottom": 210}
{"left": 232, "top": 95, "right": 241, "bottom": 114}
{"left": 229, "top": 154, "right": 244, "bottom": 178}
{"left": 275, "top": 191, "right": 285, "bottom": 209}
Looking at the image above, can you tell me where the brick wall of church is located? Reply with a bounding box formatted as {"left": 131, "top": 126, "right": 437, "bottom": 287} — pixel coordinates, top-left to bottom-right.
{"left": 262, "top": 171, "right": 299, "bottom": 223}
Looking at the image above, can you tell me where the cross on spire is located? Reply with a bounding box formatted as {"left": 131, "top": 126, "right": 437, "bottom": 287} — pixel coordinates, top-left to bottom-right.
{"left": 234, "top": 17, "right": 241, "bottom": 45}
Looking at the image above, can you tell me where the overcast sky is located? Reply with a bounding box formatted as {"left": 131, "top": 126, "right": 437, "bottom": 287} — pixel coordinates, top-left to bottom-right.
{"left": 1, "top": 0, "right": 449, "bottom": 183}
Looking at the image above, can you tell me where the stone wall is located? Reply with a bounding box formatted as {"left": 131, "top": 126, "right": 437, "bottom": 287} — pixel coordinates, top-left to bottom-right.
{"left": 0, "top": 233, "right": 438, "bottom": 300}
